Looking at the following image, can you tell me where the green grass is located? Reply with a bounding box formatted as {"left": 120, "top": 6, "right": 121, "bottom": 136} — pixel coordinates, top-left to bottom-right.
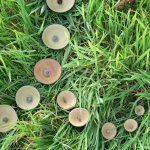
{"left": 0, "top": 0, "right": 150, "bottom": 149}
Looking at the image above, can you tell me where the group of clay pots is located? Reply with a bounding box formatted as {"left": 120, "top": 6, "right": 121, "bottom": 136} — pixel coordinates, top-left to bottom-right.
{"left": 101, "top": 105, "right": 145, "bottom": 140}
{"left": 0, "top": 0, "right": 90, "bottom": 133}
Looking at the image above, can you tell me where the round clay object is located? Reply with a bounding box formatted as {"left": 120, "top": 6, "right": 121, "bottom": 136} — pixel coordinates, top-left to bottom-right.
{"left": 124, "top": 119, "right": 138, "bottom": 132}
{"left": 0, "top": 105, "right": 18, "bottom": 133}
{"left": 16, "top": 86, "right": 40, "bottom": 110}
{"left": 34, "top": 59, "right": 62, "bottom": 84}
{"left": 135, "top": 105, "right": 145, "bottom": 116}
{"left": 57, "top": 90, "right": 77, "bottom": 110}
{"left": 69, "top": 108, "right": 89, "bottom": 127}
{"left": 42, "top": 24, "right": 70, "bottom": 50}
{"left": 46, "top": 0, "right": 75, "bottom": 13}
{"left": 101, "top": 122, "right": 117, "bottom": 140}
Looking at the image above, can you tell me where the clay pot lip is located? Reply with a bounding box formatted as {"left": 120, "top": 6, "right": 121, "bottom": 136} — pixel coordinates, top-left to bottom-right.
{"left": 57, "top": 90, "right": 77, "bottom": 110}
{"left": 15, "top": 85, "right": 40, "bottom": 110}
{"left": 42, "top": 24, "right": 70, "bottom": 50}
{"left": 69, "top": 108, "right": 90, "bottom": 127}
{"left": 101, "top": 122, "right": 117, "bottom": 140}
{"left": 34, "top": 58, "right": 62, "bottom": 85}
{"left": 124, "top": 119, "right": 138, "bottom": 132}
{"left": 0, "top": 105, "right": 18, "bottom": 133}
{"left": 135, "top": 105, "right": 145, "bottom": 116}
{"left": 46, "top": 0, "right": 76, "bottom": 13}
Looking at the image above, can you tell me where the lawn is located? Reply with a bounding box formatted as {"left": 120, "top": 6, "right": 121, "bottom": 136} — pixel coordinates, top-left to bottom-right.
{"left": 0, "top": 0, "right": 150, "bottom": 149}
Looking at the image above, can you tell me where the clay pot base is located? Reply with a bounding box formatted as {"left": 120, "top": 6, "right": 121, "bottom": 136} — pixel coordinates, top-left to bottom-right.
{"left": 57, "top": 90, "right": 77, "bottom": 110}
{"left": 69, "top": 108, "right": 89, "bottom": 127}
{"left": 101, "top": 122, "right": 117, "bottom": 140}
{"left": 16, "top": 86, "right": 40, "bottom": 110}
{"left": 34, "top": 59, "right": 62, "bottom": 84}
{"left": 46, "top": 0, "right": 75, "bottom": 13}
{"left": 135, "top": 105, "right": 145, "bottom": 116}
{"left": 124, "top": 119, "right": 138, "bottom": 132}
{"left": 42, "top": 24, "right": 70, "bottom": 50}
{"left": 0, "top": 105, "right": 18, "bottom": 133}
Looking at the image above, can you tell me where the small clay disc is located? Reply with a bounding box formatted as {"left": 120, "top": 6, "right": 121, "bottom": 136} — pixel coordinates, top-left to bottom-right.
{"left": 69, "top": 108, "right": 89, "bottom": 127}
{"left": 0, "top": 105, "right": 18, "bottom": 133}
{"left": 34, "top": 59, "right": 62, "bottom": 84}
{"left": 46, "top": 0, "right": 75, "bottom": 13}
{"left": 16, "top": 86, "right": 40, "bottom": 110}
{"left": 101, "top": 122, "right": 117, "bottom": 140}
{"left": 42, "top": 24, "right": 70, "bottom": 50}
{"left": 57, "top": 90, "right": 77, "bottom": 110}
{"left": 135, "top": 105, "right": 145, "bottom": 116}
{"left": 124, "top": 119, "right": 138, "bottom": 132}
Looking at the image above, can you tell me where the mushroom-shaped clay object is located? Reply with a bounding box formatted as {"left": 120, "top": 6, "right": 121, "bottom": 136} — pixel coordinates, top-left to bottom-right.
{"left": 69, "top": 108, "right": 89, "bottom": 127}
{"left": 42, "top": 24, "right": 70, "bottom": 50}
{"left": 101, "top": 122, "right": 117, "bottom": 140}
{"left": 16, "top": 86, "right": 40, "bottom": 110}
{"left": 124, "top": 119, "right": 138, "bottom": 132}
{"left": 34, "top": 59, "right": 62, "bottom": 84}
{"left": 0, "top": 105, "right": 18, "bottom": 133}
{"left": 46, "top": 0, "right": 75, "bottom": 13}
{"left": 135, "top": 105, "right": 145, "bottom": 116}
{"left": 57, "top": 90, "right": 77, "bottom": 110}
